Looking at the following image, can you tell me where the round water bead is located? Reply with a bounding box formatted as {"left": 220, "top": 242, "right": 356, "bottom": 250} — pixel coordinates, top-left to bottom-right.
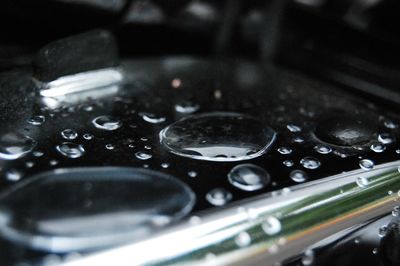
{"left": 228, "top": 164, "right": 270, "bottom": 191}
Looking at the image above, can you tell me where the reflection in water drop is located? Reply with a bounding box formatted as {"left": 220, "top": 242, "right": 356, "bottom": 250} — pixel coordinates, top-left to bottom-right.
{"left": 228, "top": 164, "right": 270, "bottom": 191}
{"left": 359, "top": 159, "right": 374, "bottom": 170}
{"left": 277, "top": 147, "right": 292, "bottom": 155}
{"left": 135, "top": 151, "right": 152, "bottom": 160}
{"left": 370, "top": 143, "right": 386, "bottom": 153}
{"left": 314, "top": 144, "right": 332, "bottom": 154}
{"left": 160, "top": 112, "right": 276, "bottom": 162}
{"left": 27, "top": 115, "right": 45, "bottom": 126}
{"left": 92, "top": 115, "right": 122, "bottom": 131}
{"left": 300, "top": 157, "right": 321, "bottom": 170}
{"left": 0, "top": 133, "right": 37, "bottom": 160}
{"left": 206, "top": 188, "right": 232, "bottom": 206}
{"left": 262, "top": 216, "right": 282, "bottom": 235}
{"left": 83, "top": 133, "right": 94, "bottom": 140}
{"left": 283, "top": 160, "right": 294, "bottom": 167}
{"left": 139, "top": 112, "right": 166, "bottom": 124}
{"left": 175, "top": 102, "right": 200, "bottom": 114}
{"left": 56, "top": 142, "right": 85, "bottom": 158}
{"left": 61, "top": 129, "right": 78, "bottom": 140}
{"left": 290, "top": 170, "right": 308, "bottom": 183}
{"left": 0, "top": 167, "right": 195, "bottom": 252}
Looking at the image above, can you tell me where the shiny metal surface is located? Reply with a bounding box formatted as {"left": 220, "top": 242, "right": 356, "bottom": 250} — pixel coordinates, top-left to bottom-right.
{"left": 63, "top": 160, "right": 400, "bottom": 266}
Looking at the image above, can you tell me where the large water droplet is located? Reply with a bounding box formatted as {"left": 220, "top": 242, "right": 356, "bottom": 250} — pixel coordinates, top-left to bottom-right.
{"left": 228, "top": 164, "right": 270, "bottom": 191}
{"left": 359, "top": 159, "right": 374, "bottom": 170}
{"left": 56, "top": 142, "right": 85, "bottom": 158}
{"left": 0, "top": 167, "right": 195, "bottom": 252}
{"left": 61, "top": 129, "right": 78, "bottom": 140}
{"left": 160, "top": 112, "right": 276, "bottom": 162}
{"left": 300, "top": 157, "right": 321, "bottom": 170}
{"left": 92, "top": 115, "right": 122, "bottom": 131}
{"left": 27, "top": 115, "right": 45, "bottom": 126}
{"left": 206, "top": 188, "right": 232, "bottom": 206}
{"left": 0, "top": 133, "right": 37, "bottom": 160}
{"left": 290, "top": 170, "right": 308, "bottom": 183}
{"left": 139, "top": 112, "right": 166, "bottom": 124}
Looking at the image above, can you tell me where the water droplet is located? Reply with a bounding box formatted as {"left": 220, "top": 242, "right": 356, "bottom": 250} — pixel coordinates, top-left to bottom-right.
{"left": 287, "top": 124, "right": 301, "bottom": 132}
{"left": 33, "top": 151, "right": 44, "bottom": 157}
{"left": 27, "top": 115, "right": 45, "bottom": 126}
{"left": 92, "top": 115, "right": 122, "bottom": 131}
{"left": 301, "top": 249, "right": 314, "bottom": 266}
{"left": 105, "top": 144, "right": 115, "bottom": 150}
{"left": 372, "top": 248, "right": 378, "bottom": 255}
{"left": 228, "top": 164, "right": 270, "bottom": 191}
{"left": 49, "top": 160, "right": 58, "bottom": 166}
{"left": 300, "top": 157, "right": 321, "bottom": 170}
{"left": 370, "top": 142, "right": 386, "bottom": 153}
{"left": 283, "top": 160, "right": 294, "bottom": 167}
{"left": 56, "top": 143, "right": 85, "bottom": 158}
{"left": 396, "top": 149, "right": 400, "bottom": 154}
{"left": 354, "top": 238, "right": 360, "bottom": 244}
{"left": 188, "top": 171, "right": 197, "bottom": 178}
{"left": 384, "top": 120, "right": 398, "bottom": 129}
{"left": 0, "top": 167, "right": 195, "bottom": 252}
{"left": 128, "top": 143, "right": 135, "bottom": 148}
{"left": 314, "top": 144, "right": 332, "bottom": 154}
{"left": 379, "top": 225, "right": 388, "bottom": 237}
{"left": 6, "top": 169, "right": 22, "bottom": 182}
{"left": 144, "top": 145, "right": 152, "bottom": 150}
{"left": 293, "top": 136, "right": 304, "bottom": 143}
{"left": 356, "top": 176, "right": 369, "bottom": 188}
{"left": 83, "top": 133, "right": 93, "bottom": 140}
{"left": 135, "top": 151, "right": 152, "bottom": 160}
{"left": 0, "top": 133, "right": 37, "bottom": 160}
{"left": 61, "top": 129, "right": 78, "bottom": 140}
{"left": 235, "top": 231, "right": 251, "bottom": 247}
{"left": 392, "top": 206, "right": 400, "bottom": 217}
{"left": 160, "top": 112, "right": 276, "bottom": 162}
{"left": 161, "top": 163, "right": 170, "bottom": 169}
{"left": 175, "top": 102, "right": 200, "bottom": 114}
{"left": 206, "top": 188, "right": 232, "bottom": 206}
{"left": 25, "top": 161, "right": 34, "bottom": 168}
{"left": 262, "top": 216, "right": 282, "bottom": 235}
{"left": 277, "top": 147, "right": 292, "bottom": 155}
{"left": 290, "top": 170, "right": 308, "bottom": 183}
{"left": 359, "top": 159, "right": 374, "bottom": 170}
{"left": 139, "top": 112, "right": 166, "bottom": 124}
{"left": 378, "top": 133, "right": 394, "bottom": 144}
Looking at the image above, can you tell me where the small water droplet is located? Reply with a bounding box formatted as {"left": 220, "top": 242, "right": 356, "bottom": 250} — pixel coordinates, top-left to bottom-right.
{"left": 277, "top": 147, "right": 292, "bottom": 155}
{"left": 370, "top": 142, "right": 386, "bottom": 153}
{"left": 396, "top": 149, "right": 400, "bottom": 154}
{"left": 235, "top": 232, "right": 251, "bottom": 247}
{"left": 6, "top": 169, "right": 22, "bottom": 182}
{"left": 27, "top": 115, "right": 45, "bottom": 126}
{"left": 144, "top": 145, "right": 152, "bottom": 150}
{"left": 49, "top": 160, "right": 58, "bottom": 166}
{"left": 56, "top": 142, "right": 85, "bottom": 158}
{"left": 206, "top": 188, "right": 232, "bottom": 206}
{"left": 379, "top": 225, "right": 388, "bottom": 237}
{"left": 359, "top": 159, "right": 374, "bottom": 170}
{"left": 301, "top": 249, "right": 314, "bottom": 266}
{"left": 354, "top": 238, "right": 360, "bottom": 244}
{"left": 287, "top": 124, "right": 301, "bottom": 132}
{"left": 188, "top": 171, "right": 198, "bottom": 178}
{"left": 290, "top": 170, "right": 308, "bottom": 183}
{"left": 283, "top": 160, "right": 294, "bottom": 167}
{"left": 314, "top": 144, "right": 332, "bottom": 154}
{"left": 83, "top": 133, "right": 94, "bottom": 140}
{"left": 0, "top": 133, "right": 37, "bottom": 160}
{"left": 33, "top": 151, "right": 44, "bottom": 157}
{"left": 61, "top": 129, "right": 78, "bottom": 140}
{"left": 92, "top": 115, "right": 122, "bottom": 131}
{"left": 128, "top": 143, "right": 135, "bottom": 148}
{"left": 214, "top": 90, "right": 222, "bottom": 100}
{"left": 228, "top": 164, "right": 270, "bottom": 191}
{"left": 171, "top": 78, "right": 182, "bottom": 89}
{"left": 139, "top": 112, "right": 166, "bottom": 124}
{"left": 356, "top": 176, "right": 369, "bottom": 188}
{"left": 105, "top": 144, "right": 115, "bottom": 150}
{"left": 293, "top": 136, "right": 304, "bottom": 143}
{"left": 161, "top": 163, "right": 170, "bottom": 168}
{"left": 392, "top": 206, "right": 400, "bottom": 217}
{"left": 300, "top": 157, "right": 321, "bottom": 169}
{"left": 262, "top": 216, "right": 282, "bottom": 235}
{"left": 175, "top": 102, "right": 200, "bottom": 114}
{"left": 25, "top": 161, "right": 34, "bottom": 168}
{"left": 135, "top": 151, "right": 152, "bottom": 160}
{"left": 378, "top": 133, "right": 394, "bottom": 144}
{"left": 384, "top": 120, "right": 398, "bottom": 129}
{"left": 372, "top": 248, "right": 378, "bottom": 255}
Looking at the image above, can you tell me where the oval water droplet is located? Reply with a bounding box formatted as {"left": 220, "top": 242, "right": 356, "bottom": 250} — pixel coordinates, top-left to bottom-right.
{"left": 277, "top": 147, "right": 292, "bottom": 155}
{"left": 290, "top": 170, "right": 308, "bottom": 183}
{"left": 105, "top": 144, "right": 115, "bottom": 150}
{"left": 378, "top": 133, "right": 394, "bottom": 144}
{"left": 314, "top": 144, "right": 332, "bottom": 154}
{"left": 356, "top": 176, "right": 369, "bottom": 188}
{"left": 359, "top": 159, "right": 374, "bottom": 170}
{"left": 287, "top": 124, "right": 301, "bottom": 132}
{"left": 56, "top": 142, "right": 85, "bottom": 158}
{"left": 61, "top": 129, "right": 78, "bottom": 140}
{"left": 235, "top": 231, "right": 251, "bottom": 247}
{"left": 188, "top": 171, "right": 198, "bottom": 178}
{"left": 370, "top": 142, "right": 386, "bottom": 153}
{"left": 160, "top": 112, "right": 276, "bottom": 162}
{"left": 92, "top": 115, "right": 122, "bottom": 131}
{"left": 6, "top": 169, "right": 22, "bottom": 182}
{"left": 135, "top": 151, "right": 152, "bottom": 160}
{"left": 27, "top": 115, "right": 45, "bottom": 126}
{"left": 300, "top": 157, "right": 321, "bottom": 170}
{"left": 262, "top": 216, "right": 282, "bottom": 236}
{"left": 0, "top": 133, "right": 37, "bottom": 160}
{"left": 206, "top": 188, "right": 232, "bottom": 206}
{"left": 283, "top": 160, "right": 294, "bottom": 167}
{"left": 139, "top": 112, "right": 166, "bottom": 124}
{"left": 301, "top": 249, "right": 314, "bottom": 266}
{"left": 384, "top": 120, "right": 397, "bottom": 129}
{"left": 174, "top": 102, "right": 200, "bottom": 114}
{"left": 83, "top": 133, "right": 93, "bottom": 140}
{"left": 0, "top": 167, "right": 195, "bottom": 252}
{"left": 228, "top": 164, "right": 270, "bottom": 191}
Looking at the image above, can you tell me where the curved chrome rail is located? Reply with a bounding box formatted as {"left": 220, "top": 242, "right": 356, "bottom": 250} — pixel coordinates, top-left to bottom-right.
{"left": 64, "top": 161, "right": 400, "bottom": 266}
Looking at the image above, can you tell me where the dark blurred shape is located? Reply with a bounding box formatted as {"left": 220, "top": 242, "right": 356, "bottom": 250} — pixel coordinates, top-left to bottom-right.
{"left": 379, "top": 217, "right": 400, "bottom": 266}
